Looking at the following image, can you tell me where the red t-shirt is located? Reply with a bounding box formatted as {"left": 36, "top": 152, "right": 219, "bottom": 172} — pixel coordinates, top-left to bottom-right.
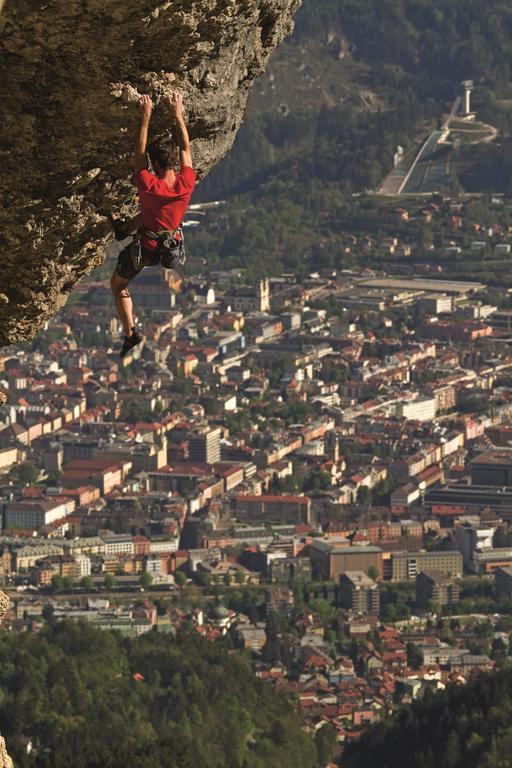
{"left": 134, "top": 166, "right": 196, "bottom": 250}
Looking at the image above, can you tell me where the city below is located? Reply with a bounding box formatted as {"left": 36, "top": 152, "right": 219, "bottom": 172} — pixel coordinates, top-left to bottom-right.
{"left": 4, "top": 192, "right": 512, "bottom": 752}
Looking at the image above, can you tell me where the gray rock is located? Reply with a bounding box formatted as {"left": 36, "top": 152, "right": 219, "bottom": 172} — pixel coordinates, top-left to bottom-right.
{"left": 0, "top": 0, "right": 300, "bottom": 344}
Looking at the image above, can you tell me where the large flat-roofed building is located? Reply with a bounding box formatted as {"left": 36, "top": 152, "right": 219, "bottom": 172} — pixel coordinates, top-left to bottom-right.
{"left": 340, "top": 571, "right": 380, "bottom": 615}
{"left": 358, "top": 277, "right": 485, "bottom": 297}
{"left": 235, "top": 494, "right": 312, "bottom": 524}
{"left": 310, "top": 539, "right": 383, "bottom": 580}
{"left": 416, "top": 571, "right": 460, "bottom": 609}
{"left": 473, "top": 548, "right": 512, "bottom": 574}
{"left": 427, "top": 484, "right": 512, "bottom": 520}
{"left": 470, "top": 450, "right": 512, "bottom": 487}
{"left": 5, "top": 498, "right": 76, "bottom": 531}
{"left": 391, "top": 550, "right": 462, "bottom": 581}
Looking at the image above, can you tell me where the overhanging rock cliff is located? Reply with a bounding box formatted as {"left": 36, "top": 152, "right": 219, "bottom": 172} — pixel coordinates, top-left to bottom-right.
{"left": 0, "top": 0, "right": 300, "bottom": 346}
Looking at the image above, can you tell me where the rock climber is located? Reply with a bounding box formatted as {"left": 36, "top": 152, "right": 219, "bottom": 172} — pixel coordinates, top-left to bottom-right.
{"left": 110, "top": 91, "right": 196, "bottom": 357}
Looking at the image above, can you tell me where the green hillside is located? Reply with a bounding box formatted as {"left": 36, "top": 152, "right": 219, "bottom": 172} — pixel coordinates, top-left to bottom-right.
{"left": 343, "top": 667, "right": 512, "bottom": 768}
{"left": 187, "top": 0, "right": 512, "bottom": 276}
{"left": 0, "top": 622, "right": 317, "bottom": 768}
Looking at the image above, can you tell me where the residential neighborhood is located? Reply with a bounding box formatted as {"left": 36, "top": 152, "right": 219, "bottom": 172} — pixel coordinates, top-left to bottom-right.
{"left": 4, "top": 193, "right": 512, "bottom": 752}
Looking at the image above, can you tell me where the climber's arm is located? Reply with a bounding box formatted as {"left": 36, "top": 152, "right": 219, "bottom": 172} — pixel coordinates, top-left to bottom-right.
{"left": 134, "top": 95, "right": 153, "bottom": 174}
{"left": 166, "top": 92, "right": 192, "bottom": 168}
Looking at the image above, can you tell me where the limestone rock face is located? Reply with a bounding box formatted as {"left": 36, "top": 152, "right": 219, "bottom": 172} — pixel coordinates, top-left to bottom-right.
{"left": 0, "top": 0, "right": 299, "bottom": 345}
{"left": 0, "top": 738, "right": 12, "bottom": 768}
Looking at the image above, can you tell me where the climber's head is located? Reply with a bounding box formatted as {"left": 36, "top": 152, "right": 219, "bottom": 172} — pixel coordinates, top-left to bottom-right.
{"left": 148, "top": 137, "right": 179, "bottom": 176}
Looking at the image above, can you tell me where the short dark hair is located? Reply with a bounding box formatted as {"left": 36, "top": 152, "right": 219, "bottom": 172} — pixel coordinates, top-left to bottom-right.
{"left": 148, "top": 137, "right": 178, "bottom": 171}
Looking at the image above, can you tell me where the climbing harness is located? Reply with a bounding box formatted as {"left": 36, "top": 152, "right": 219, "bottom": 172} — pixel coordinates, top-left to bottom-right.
{"left": 109, "top": 215, "right": 187, "bottom": 273}
{"left": 143, "top": 226, "right": 187, "bottom": 268}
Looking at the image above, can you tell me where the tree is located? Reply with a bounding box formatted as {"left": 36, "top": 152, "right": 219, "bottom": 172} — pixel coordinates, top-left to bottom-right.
{"left": 0, "top": 622, "right": 317, "bottom": 767}
{"left": 367, "top": 566, "right": 378, "bottom": 581}
{"left": 81, "top": 575, "right": 94, "bottom": 590}
{"left": 9, "top": 460, "right": 39, "bottom": 487}
{"left": 406, "top": 642, "right": 424, "bottom": 670}
{"left": 62, "top": 576, "right": 74, "bottom": 589}
{"left": 357, "top": 486, "right": 371, "bottom": 505}
{"left": 196, "top": 571, "right": 211, "bottom": 588}
{"left": 51, "top": 574, "right": 64, "bottom": 592}
{"left": 315, "top": 723, "right": 337, "bottom": 765}
{"left": 442, "top": 732, "right": 460, "bottom": 768}
{"left": 140, "top": 572, "right": 153, "bottom": 590}
{"left": 42, "top": 603, "right": 55, "bottom": 624}
{"left": 104, "top": 573, "right": 116, "bottom": 590}
{"left": 174, "top": 571, "right": 187, "bottom": 587}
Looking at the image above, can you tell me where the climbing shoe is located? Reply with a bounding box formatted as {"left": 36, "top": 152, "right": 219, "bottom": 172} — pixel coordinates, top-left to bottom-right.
{"left": 120, "top": 329, "right": 143, "bottom": 358}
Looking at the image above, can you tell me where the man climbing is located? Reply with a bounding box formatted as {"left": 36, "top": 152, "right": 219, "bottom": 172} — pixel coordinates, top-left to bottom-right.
{"left": 110, "top": 91, "right": 196, "bottom": 357}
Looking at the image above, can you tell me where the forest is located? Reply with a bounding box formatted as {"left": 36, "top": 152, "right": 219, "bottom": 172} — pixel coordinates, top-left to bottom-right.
{"left": 0, "top": 622, "right": 317, "bottom": 768}
{"left": 343, "top": 666, "right": 512, "bottom": 768}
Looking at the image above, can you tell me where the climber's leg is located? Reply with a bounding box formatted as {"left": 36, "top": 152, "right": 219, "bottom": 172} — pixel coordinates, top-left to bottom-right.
{"left": 110, "top": 270, "right": 144, "bottom": 358}
{"left": 110, "top": 270, "right": 135, "bottom": 336}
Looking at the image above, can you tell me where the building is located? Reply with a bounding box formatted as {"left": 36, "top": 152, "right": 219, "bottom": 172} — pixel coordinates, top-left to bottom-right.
{"left": 454, "top": 522, "right": 495, "bottom": 567}
{"left": 415, "top": 571, "right": 460, "bottom": 609}
{"left": 461, "top": 79, "right": 474, "bottom": 115}
{"left": 339, "top": 571, "right": 380, "bottom": 615}
{"left": 235, "top": 494, "right": 312, "bottom": 525}
{"left": 495, "top": 566, "right": 512, "bottom": 601}
{"left": 236, "top": 623, "right": 267, "bottom": 651}
{"left": 391, "top": 550, "right": 462, "bottom": 581}
{"left": 188, "top": 427, "right": 221, "bottom": 465}
{"left": 310, "top": 540, "right": 383, "bottom": 580}
{"left": 488, "top": 310, "right": 512, "bottom": 332}
{"left": 268, "top": 557, "right": 312, "bottom": 583}
{"left": 420, "top": 646, "right": 470, "bottom": 667}
{"left": 102, "top": 534, "right": 135, "bottom": 557}
{"left": 473, "top": 548, "right": 512, "bottom": 574}
{"left": 14, "top": 544, "right": 65, "bottom": 571}
{"left": 419, "top": 294, "right": 453, "bottom": 315}
{"left": 427, "top": 484, "right": 512, "bottom": 521}
{"left": 226, "top": 279, "right": 270, "bottom": 313}
{"left": 470, "top": 450, "right": 512, "bottom": 487}
{"left": 397, "top": 396, "right": 436, "bottom": 422}
{"left": 75, "top": 554, "right": 91, "bottom": 577}
{"left": 5, "top": 498, "right": 75, "bottom": 530}
{"left": 265, "top": 586, "right": 295, "bottom": 615}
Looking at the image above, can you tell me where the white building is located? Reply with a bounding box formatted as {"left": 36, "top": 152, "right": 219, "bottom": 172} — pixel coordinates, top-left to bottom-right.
{"left": 149, "top": 537, "right": 179, "bottom": 554}
{"left": 397, "top": 396, "right": 437, "bottom": 422}
{"left": 75, "top": 554, "right": 92, "bottom": 577}
{"left": 102, "top": 534, "right": 135, "bottom": 556}
{"left": 146, "top": 554, "right": 164, "bottom": 575}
